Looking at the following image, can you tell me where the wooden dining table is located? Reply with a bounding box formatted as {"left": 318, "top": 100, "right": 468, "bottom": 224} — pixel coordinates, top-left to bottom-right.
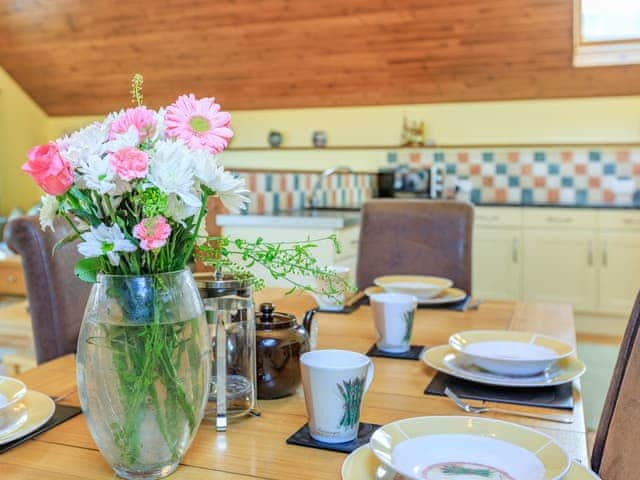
{"left": 1, "top": 288, "right": 588, "bottom": 479}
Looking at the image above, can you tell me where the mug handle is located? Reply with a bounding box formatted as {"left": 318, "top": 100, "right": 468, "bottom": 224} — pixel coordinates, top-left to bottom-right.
{"left": 364, "top": 360, "right": 375, "bottom": 393}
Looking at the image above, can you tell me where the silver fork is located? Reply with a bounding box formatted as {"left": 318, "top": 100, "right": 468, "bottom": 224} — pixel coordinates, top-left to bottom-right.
{"left": 444, "top": 387, "right": 573, "bottom": 424}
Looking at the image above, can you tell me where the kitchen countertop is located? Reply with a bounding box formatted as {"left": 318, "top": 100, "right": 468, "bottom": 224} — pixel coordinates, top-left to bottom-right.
{"left": 216, "top": 209, "right": 361, "bottom": 229}
{"left": 473, "top": 202, "right": 640, "bottom": 209}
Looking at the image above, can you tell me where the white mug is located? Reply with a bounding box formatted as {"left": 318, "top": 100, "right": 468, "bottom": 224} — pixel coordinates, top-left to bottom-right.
{"left": 311, "top": 266, "right": 350, "bottom": 311}
{"left": 300, "top": 349, "right": 374, "bottom": 443}
{"left": 370, "top": 293, "right": 418, "bottom": 353}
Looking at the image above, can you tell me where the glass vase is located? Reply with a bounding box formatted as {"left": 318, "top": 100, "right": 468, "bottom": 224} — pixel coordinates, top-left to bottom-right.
{"left": 76, "top": 270, "right": 211, "bottom": 480}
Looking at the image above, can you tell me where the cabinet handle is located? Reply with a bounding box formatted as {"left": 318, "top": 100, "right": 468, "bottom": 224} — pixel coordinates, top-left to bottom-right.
{"left": 623, "top": 218, "right": 640, "bottom": 225}
{"left": 512, "top": 237, "right": 518, "bottom": 263}
{"left": 546, "top": 216, "right": 572, "bottom": 224}
{"left": 587, "top": 241, "right": 593, "bottom": 266}
{"left": 602, "top": 240, "right": 608, "bottom": 267}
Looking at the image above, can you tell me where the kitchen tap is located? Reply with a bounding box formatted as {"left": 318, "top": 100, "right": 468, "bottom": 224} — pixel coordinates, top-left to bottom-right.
{"left": 308, "top": 166, "right": 353, "bottom": 208}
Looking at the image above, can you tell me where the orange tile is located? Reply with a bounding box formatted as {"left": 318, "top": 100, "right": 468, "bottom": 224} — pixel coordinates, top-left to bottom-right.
{"left": 495, "top": 188, "right": 507, "bottom": 202}
{"left": 248, "top": 174, "right": 257, "bottom": 192}
{"left": 458, "top": 152, "right": 469, "bottom": 163}
{"left": 521, "top": 164, "right": 532, "bottom": 175}
{"left": 547, "top": 189, "right": 559, "bottom": 203}
{"left": 257, "top": 194, "right": 265, "bottom": 214}
{"left": 561, "top": 152, "right": 573, "bottom": 163}
{"left": 575, "top": 164, "right": 587, "bottom": 175}
{"left": 634, "top": 164, "right": 640, "bottom": 175}
{"left": 589, "top": 177, "right": 600, "bottom": 188}
{"left": 470, "top": 164, "right": 481, "bottom": 175}
{"left": 482, "top": 177, "right": 493, "bottom": 187}
{"left": 603, "top": 190, "right": 615, "bottom": 203}
{"left": 279, "top": 175, "right": 287, "bottom": 191}
{"left": 508, "top": 152, "right": 519, "bottom": 163}
{"left": 617, "top": 151, "right": 630, "bottom": 162}
{"left": 410, "top": 152, "right": 421, "bottom": 164}
{"left": 534, "top": 177, "right": 546, "bottom": 188}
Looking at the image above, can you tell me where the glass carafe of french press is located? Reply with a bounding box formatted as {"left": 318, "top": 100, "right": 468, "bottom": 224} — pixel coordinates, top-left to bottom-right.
{"left": 196, "top": 272, "right": 256, "bottom": 431}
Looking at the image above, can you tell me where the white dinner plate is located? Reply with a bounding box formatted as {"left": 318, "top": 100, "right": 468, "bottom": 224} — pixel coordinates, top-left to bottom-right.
{"left": 368, "top": 416, "right": 570, "bottom": 480}
{"left": 422, "top": 345, "right": 586, "bottom": 387}
{"left": 373, "top": 275, "right": 453, "bottom": 301}
{"left": 0, "top": 390, "right": 55, "bottom": 445}
{"left": 365, "top": 286, "right": 466, "bottom": 305}
{"left": 342, "top": 445, "right": 600, "bottom": 480}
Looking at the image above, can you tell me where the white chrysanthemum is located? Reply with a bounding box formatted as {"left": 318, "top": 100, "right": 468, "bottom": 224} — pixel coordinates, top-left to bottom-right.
{"left": 76, "top": 154, "right": 117, "bottom": 194}
{"left": 191, "top": 148, "right": 219, "bottom": 188}
{"left": 103, "top": 125, "right": 139, "bottom": 153}
{"left": 78, "top": 223, "right": 137, "bottom": 266}
{"left": 57, "top": 121, "right": 110, "bottom": 167}
{"left": 150, "top": 108, "right": 166, "bottom": 143}
{"left": 148, "top": 140, "right": 201, "bottom": 207}
{"left": 166, "top": 193, "right": 199, "bottom": 223}
{"left": 39, "top": 195, "right": 59, "bottom": 231}
{"left": 209, "top": 167, "right": 250, "bottom": 213}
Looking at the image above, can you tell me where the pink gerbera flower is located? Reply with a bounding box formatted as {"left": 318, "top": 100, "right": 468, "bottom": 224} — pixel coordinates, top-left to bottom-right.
{"left": 110, "top": 106, "right": 157, "bottom": 142}
{"left": 133, "top": 216, "right": 172, "bottom": 251}
{"left": 165, "top": 94, "right": 233, "bottom": 154}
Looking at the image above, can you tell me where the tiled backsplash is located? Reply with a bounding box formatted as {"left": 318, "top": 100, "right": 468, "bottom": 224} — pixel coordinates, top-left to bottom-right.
{"left": 233, "top": 171, "right": 375, "bottom": 214}
{"left": 232, "top": 146, "right": 640, "bottom": 214}
{"left": 390, "top": 147, "right": 640, "bottom": 206}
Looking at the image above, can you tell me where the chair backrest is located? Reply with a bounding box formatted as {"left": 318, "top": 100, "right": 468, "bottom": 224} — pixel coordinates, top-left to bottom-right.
{"left": 4, "top": 216, "right": 91, "bottom": 364}
{"left": 356, "top": 199, "right": 474, "bottom": 292}
{"left": 591, "top": 291, "right": 640, "bottom": 477}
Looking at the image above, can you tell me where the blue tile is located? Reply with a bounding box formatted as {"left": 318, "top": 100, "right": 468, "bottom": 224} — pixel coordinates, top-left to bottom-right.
{"left": 387, "top": 152, "right": 398, "bottom": 164}
{"left": 576, "top": 190, "right": 588, "bottom": 205}
{"left": 482, "top": 152, "right": 494, "bottom": 163}
{"left": 446, "top": 164, "right": 457, "bottom": 174}
{"left": 322, "top": 191, "right": 328, "bottom": 206}
{"left": 548, "top": 164, "right": 560, "bottom": 175}
{"left": 508, "top": 176, "right": 520, "bottom": 187}
{"left": 589, "top": 151, "right": 601, "bottom": 162}
{"left": 471, "top": 188, "right": 482, "bottom": 203}
{"left": 522, "top": 189, "right": 533, "bottom": 204}
{"left": 534, "top": 152, "right": 546, "bottom": 163}
{"left": 336, "top": 174, "right": 343, "bottom": 188}
{"left": 561, "top": 176, "right": 574, "bottom": 187}
{"left": 496, "top": 164, "right": 507, "bottom": 174}
{"left": 273, "top": 193, "right": 280, "bottom": 212}
{"left": 293, "top": 174, "right": 300, "bottom": 190}
{"left": 434, "top": 152, "right": 445, "bottom": 163}
{"left": 357, "top": 190, "right": 363, "bottom": 204}
{"left": 604, "top": 163, "right": 616, "bottom": 175}
{"left": 341, "top": 190, "right": 347, "bottom": 205}
{"left": 265, "top": 174, "right": 273, "bottom": 192}
{"left": 299, "top": 191, "right": 305, "bottom": 205}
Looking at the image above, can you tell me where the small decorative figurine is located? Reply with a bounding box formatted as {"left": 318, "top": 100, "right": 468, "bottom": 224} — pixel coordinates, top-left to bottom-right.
{"left": 268, "top": 130, "right": 282, "bottom": 148}
{"left": 401, "top": 116, "right": 426, "bottom": 147}
{"left": 312, "top": 130, "right": 327, "bottom": 148}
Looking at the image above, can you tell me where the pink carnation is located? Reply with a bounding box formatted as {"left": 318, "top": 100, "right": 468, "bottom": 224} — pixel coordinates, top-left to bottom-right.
{"left": 109, "top": 106, "right": 156, "bottom": 142}
{"left": 165, "top": 94, "right": 233, "bottom": 154}
{"left": 110, "top": 147, "right": 148, "bottom": 181}
{"left": 22, "top": 142, "right": 74, "bottom": 195}
{"left": 133, "top": 216, "right": 172, "bottom": 251}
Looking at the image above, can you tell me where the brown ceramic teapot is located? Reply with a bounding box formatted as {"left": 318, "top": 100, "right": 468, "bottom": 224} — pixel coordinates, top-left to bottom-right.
{"left": 256, "top": 303, "right": 314, "bottom": 399}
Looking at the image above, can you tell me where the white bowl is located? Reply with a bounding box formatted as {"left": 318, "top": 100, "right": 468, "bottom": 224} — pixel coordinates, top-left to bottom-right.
{"left": 0, "top": 376, "right": 28, "bottom": 436}
{"left": 449, "top": 330, "right": 575, "bottom": 377}
{"left": 374, "top": 275, "right": 453, "bottom": 301}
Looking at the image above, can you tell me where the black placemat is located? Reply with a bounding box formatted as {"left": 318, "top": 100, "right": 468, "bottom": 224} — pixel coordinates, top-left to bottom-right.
{"left": 357, "top": 295, "right": 471, "bottom": 311}
{"left": 0, "top": 403, "right": 82, "bottom": 454}
{"left": 366, "top": 344, "right": 425, "bottom": 360}
{"left": 425, "top": 372, "right": 574, "bottom": 410}
{"left": 286, "top": 422, "right": 381, "bottom": 454}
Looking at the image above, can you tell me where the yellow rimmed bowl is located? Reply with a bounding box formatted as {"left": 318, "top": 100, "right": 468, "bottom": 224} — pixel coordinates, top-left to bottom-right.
{"left": 369, "top": 416, "right": 570, "bottom": 480}
{"left": 374, "top": 275, "right": 453, "bottom": 301}
{"left": 449, "top": 330, "right": 575, "bottom": 377}
{"left": 0, "top": 376, "right": 28, "bottom": 437}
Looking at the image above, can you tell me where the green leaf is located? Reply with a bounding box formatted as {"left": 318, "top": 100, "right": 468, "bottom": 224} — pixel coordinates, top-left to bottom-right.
{"left": 52, "top": 232, "right": 80, "bottom": 255}
{"left": 74, "top": 257, "right": 100, "bottom": 283}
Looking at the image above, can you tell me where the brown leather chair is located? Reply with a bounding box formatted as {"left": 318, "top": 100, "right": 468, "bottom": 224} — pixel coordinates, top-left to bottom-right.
{"left": 4, "top": 216, "right": 91, "bottom": 364}
{"left": 356, "top": 199, "right": 474, "bottom": 293}
{"left": 591, "top": 291, "right": 640, "bottom": 477}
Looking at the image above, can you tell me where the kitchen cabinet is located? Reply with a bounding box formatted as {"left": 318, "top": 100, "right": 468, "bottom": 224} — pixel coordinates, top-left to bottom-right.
{"left": 522, "top": 230, "right": 598, "bottom": 312}
{"left": 473, "top": 228, "right": 522, "bottom": 301}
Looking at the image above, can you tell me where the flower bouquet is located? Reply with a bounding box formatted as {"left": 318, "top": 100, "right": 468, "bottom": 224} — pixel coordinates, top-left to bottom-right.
{"left": 22, "top": 75, "right": 349, "bottom": 479}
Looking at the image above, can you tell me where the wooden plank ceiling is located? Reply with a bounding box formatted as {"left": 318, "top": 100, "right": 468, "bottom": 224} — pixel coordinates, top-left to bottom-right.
{"left": 1, "top": 0, "right": 640, "bottom": 115}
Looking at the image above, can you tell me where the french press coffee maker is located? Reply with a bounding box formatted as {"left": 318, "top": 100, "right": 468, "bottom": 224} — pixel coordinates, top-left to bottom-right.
{"left": 196, "top": 272, "right": 257, "bottom": 432}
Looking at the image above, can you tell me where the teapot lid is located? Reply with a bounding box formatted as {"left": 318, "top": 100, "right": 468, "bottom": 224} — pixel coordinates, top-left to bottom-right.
{"left": 256, "top": 303, "right": 296, "bottom": 330}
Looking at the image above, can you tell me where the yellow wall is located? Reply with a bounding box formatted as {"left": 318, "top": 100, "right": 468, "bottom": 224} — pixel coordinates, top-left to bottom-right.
{"left": 0, "top": 68, "right": 48, "bottom": 215}
{"left": 4, "top": 69, "right": 640, "bottom": 214}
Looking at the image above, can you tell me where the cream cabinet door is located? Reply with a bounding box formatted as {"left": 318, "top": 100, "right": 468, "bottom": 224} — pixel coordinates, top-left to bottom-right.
{"left": 523, "top": 230, "right": 598, "bottom": 312}
{"left": 599, "top": 232, "right": 640, "bottom": 315}
{"left": 473, "top": 228, "right": 522, "bottom": 301}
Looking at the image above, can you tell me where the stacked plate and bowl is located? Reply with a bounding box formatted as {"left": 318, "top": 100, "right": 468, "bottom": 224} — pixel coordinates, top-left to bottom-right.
{"left": 365, "top": 275, "right": 467, "bottom": 306}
